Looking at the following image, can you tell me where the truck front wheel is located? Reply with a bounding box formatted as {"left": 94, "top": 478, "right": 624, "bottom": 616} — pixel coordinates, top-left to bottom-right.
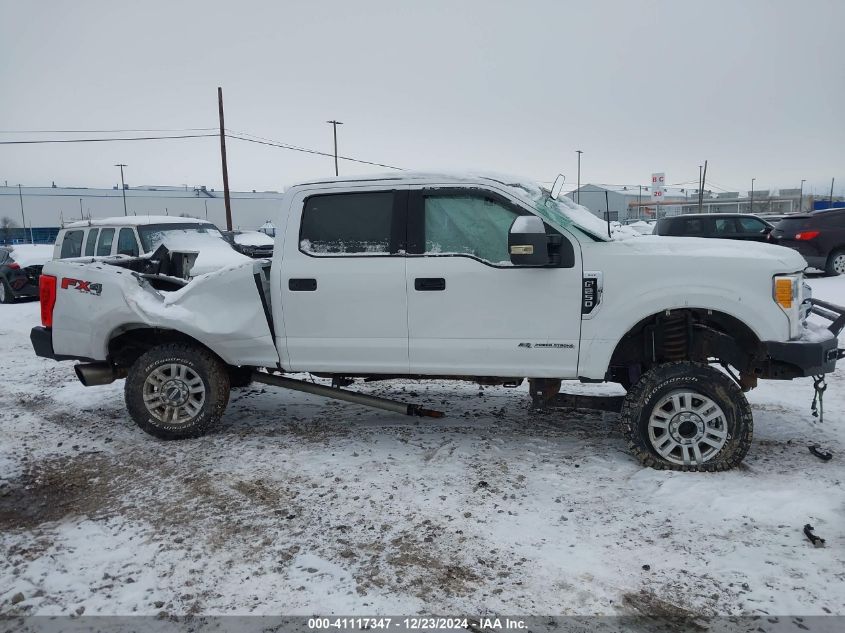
{"left": 621, "top": 361, "right": 753, "bottom": 471}
{"left": 125, "top": 343, "right": 230, "bottom": 439}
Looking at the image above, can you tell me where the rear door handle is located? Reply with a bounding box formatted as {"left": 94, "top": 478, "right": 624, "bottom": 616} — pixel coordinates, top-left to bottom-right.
{"left": 289, "top": 278, "right": 317, "bottom": 291}
{"left": 415, "top": 277, "right": 446, "bottom": 291}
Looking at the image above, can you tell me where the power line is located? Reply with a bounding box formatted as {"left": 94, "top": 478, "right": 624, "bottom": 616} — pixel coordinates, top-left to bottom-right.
{"left": 0, "top": 127, "right": 217, "bottom": 134}
{"left": 0, "top": 133, "right": 218, "bottom": 145}
{"left": 226, "top": 133, "right": 404, "bottom": 171}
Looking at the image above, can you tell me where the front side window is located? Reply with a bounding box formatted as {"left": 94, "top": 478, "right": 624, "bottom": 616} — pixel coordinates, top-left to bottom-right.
{"left": 117, "top": 228, "right": 139, "bottom": 256}
{"left": 60, "top": 230, "right": 84, "bottom": 258}
{"left": 423, "top": 194, "right": 521, "bottom": 265}
{"left": 300, "top": 192, "right": 394, "bottom": 255}
{"left": 84, "top": 228, "right": 99, "bottom": 256}
{"left": 96, "top": 228, "right": 115, "bottom": 256}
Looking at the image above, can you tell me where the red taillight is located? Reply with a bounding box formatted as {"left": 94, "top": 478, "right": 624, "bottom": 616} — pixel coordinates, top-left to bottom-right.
{"left": 795, "top": 230, "right": 820, "bottom": 240}
{"left": 7, "top": 262, "right": 20, "bottom": 270}
{"left": 39, "top": 274, "right": 57, "bottom": 327}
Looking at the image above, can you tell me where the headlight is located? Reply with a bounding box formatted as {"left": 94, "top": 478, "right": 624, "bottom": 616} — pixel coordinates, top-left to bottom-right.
{"left": 773, "top": 275, "right": 799, "bottom": 310}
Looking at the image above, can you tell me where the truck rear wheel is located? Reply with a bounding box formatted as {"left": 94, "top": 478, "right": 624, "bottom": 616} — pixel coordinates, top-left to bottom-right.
{"left": 125, "top": 343, "right": 230, "bottom": 439}
{"left": 621, "top": 361, "right": 753, "bottom": 471}
{"left": 825, "top": 248, "right": 845, "bottom": 276}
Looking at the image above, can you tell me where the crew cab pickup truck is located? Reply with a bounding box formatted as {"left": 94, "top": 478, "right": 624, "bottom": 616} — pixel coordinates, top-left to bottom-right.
{"left": 30, "top": 173, "right": 845, "bottom": 471}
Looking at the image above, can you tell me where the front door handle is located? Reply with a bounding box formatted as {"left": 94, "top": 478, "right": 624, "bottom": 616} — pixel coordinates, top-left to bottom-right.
{"left": 415, "top": 277, "right": 446, "bottom": 291}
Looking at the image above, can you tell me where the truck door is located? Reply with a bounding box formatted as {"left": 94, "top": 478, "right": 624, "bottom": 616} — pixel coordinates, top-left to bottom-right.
{"left": 279, "top": 187, "right": 410, "bottom": 373}
{"left": 405, "top": 187, "right": 583, "bottom": 378}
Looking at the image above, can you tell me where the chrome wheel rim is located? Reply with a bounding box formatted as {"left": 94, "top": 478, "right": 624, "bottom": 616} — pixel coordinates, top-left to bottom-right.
{"left": 833, "top": 254, "right": 845, "bottom": 275}
{"left": 142, "top": 363, "right": 205, "bottom": 425}
{"left": 647, "top": 389, "right": 728, "bottom": 466}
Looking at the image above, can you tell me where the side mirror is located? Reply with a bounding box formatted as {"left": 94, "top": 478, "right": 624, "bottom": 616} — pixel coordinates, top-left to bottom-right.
{"left": 508, "top": 216, "right": 550, "bottom": 266}
{"left": 550, "top": 174, "right": 565, "bottom": 200}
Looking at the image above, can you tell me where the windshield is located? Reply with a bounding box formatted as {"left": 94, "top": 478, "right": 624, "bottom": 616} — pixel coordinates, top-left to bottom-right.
{"left": 494, "top": 179, "right": 615, "bottom": 241}
{"left": 137, "top": 223, "right": 224, "bottom": 252}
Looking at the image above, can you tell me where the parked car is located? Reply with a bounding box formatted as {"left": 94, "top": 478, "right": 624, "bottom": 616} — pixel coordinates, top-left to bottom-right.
{"left": 221, "top": 230, "right": 275, "bottom": 258}
{"left": 656, "top": 213, "right": 774, "bottom": 241}
{"left": 54, "top": 216, "right": 251, "bottom": 276}
{"left": 768, "top": 208, "right": 845, "bottom": 275}
{"left": 32, "top": 173, "right": 843, "bottom": 472}
{"left": 0, "top": 244, "right": 54, "bottom": 303}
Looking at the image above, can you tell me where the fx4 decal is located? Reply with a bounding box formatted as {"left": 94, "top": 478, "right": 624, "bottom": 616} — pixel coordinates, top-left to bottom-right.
{"left": 61, "top": 277, "right": 103, "bottom": 296}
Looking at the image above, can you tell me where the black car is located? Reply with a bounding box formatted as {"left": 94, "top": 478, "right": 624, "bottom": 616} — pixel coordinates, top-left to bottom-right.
{"left": 769, "top": 208, "right": 845, "bottom": 275}
{"left": 655, "top": 213, "right": 774, "bottom": 242}
{"left": 0, "top": 245, "right": 51, "bottom": 303}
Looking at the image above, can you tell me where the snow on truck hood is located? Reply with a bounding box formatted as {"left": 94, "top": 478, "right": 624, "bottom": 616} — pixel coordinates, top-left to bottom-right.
{"left": 611, "top": 235, "right": 808, "bottom": 270}
{"left": 7, "top": 244, "right": 54, "bottom": 267}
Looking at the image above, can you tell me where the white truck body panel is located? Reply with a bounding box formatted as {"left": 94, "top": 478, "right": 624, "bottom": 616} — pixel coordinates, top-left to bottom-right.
{"left": 50, "top": 260, "right": 279, "bottom": 367}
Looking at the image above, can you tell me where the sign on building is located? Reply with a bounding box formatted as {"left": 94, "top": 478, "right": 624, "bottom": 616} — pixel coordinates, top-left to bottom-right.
{"left": 651, "top": 173, "right": 666, "bottom": 200}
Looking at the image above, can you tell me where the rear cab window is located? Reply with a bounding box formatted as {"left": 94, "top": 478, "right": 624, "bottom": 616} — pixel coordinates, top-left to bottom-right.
{"left": 117, "top": 228, "right": 139, "bottom": 256}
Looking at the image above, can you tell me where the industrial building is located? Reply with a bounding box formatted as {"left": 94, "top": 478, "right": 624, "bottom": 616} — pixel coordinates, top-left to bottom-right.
{"left": 0, "top": 183, "right": 286, "bottom": 244}
{"left": 569, "top": 183, "right": 836, "bottom": 222}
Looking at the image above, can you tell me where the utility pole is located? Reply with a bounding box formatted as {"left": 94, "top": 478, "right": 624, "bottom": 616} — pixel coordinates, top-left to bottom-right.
{"left": 576, "top": 150, "right": 583, "bottom": 204}
{"left": 218, "top": 87, "right": 233, "bottom": 231}
{"left": 830, "top": 177, "right": 836, "bottom": 207}
{"left": 701, "top": 160, "right": 708, "bottom": 213}
{"left": 799, "top": 179, "right": 805, "bottom": 213}
{"left": 638, "top": 185, "right": 642, "bottom": 219}
{"left": 17, "top": 184, "right": 32, "bottom": 243}
{"left": 327, "top": 120, "right": 343, "bottom": 176}
{"left": 697, "top": 165, "right": 703, "bottom": 213}
{"left": 750, "top": 177, "right": 755, "bottom": 215}
{"left": 115, "top": 164, "right": 128, "bottom": 216}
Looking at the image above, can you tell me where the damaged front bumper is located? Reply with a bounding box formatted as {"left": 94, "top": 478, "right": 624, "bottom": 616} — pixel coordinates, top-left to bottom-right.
{"left": 764, "top": 298, "right": 845, "bottom": 378}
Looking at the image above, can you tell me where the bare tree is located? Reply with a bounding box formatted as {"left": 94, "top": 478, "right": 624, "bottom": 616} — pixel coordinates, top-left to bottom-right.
{"left": 0, "top": 217, "right": 17, "bottom": 244}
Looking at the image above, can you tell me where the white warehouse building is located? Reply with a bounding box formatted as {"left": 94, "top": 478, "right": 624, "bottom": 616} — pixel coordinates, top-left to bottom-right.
{"left": 0, "top": 183, "right": 286, "bottom": 243}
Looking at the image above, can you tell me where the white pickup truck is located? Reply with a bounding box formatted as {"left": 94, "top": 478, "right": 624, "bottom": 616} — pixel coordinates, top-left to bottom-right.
{"left": 30, "top": 173, "right": 844, "bottom": 471}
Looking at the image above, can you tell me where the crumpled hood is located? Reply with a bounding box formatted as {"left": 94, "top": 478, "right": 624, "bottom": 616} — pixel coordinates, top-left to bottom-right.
{"left": 609, "top": 235, "right": 807, "bottom": 271}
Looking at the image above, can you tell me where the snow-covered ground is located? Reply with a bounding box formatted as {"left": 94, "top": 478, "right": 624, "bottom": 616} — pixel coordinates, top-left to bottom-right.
{"left": 1, "top": 277, "right": 844, "bottom": 620}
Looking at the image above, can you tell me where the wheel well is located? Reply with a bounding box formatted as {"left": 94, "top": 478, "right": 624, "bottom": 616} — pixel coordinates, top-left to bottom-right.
{"left": 608, "top": 309, "right": 763, "bottom": 386}
{"left": 108, "top": 327, "right": 216, "bottom": 369}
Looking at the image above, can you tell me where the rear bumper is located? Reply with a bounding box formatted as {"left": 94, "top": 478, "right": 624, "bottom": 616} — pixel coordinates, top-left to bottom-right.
{"left": 30, "top": 326, "right": 94, "bottom": 362}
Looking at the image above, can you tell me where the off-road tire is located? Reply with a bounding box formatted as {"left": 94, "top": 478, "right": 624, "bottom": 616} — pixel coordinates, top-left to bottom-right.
{"left": 125, "top": 343, "right": 230, "bottom": 440}
{"left": 621, "top": 361, "right": 753, "bottom": 471}
{"left": 227, "top": 365, "right": 254, "bottom": 389}
{"left": 0, "top": 279, "right": 15, "bottom": 304}
{"left": 825, "top": 248, "right": 845, "bottom": 276}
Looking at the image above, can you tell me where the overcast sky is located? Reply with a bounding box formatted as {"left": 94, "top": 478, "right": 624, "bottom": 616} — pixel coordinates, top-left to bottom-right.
{"left": 1, "top": 0, "right": 843, "bottom": 196}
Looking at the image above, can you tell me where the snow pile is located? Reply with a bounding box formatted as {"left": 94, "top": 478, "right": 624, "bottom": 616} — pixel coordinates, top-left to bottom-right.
{"left": 8, "top": 244, "right": 54, "bottom": 267}
{"left": 799, "top": 320, "right": 835, "bottom": 343}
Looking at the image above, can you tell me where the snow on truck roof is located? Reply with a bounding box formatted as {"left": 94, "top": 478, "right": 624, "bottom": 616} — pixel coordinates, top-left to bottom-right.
{"left": 63, "top": 216, "right": 218, "bottom": 229}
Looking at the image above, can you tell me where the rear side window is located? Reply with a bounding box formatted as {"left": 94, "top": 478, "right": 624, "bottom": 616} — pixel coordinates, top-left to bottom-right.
{"left": 683, "top": 218, "right": 705, "bottom": 236}
{"left": 96, "top": 228, "right": 115, "bottom": 256}
{"left": 117, "top": 228, "right": 139, "bottom": 257}
{"left": 60, "top": 230, "right": 84, "bottom": 258}
{"left": 713, "top": 218, "right": 737, "bottom": 236}
{"left": 84, "top": 228, "right": 99, "bottom": 256}
{"left": 300, "top": 192, "right": 394, "bottom": 255}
